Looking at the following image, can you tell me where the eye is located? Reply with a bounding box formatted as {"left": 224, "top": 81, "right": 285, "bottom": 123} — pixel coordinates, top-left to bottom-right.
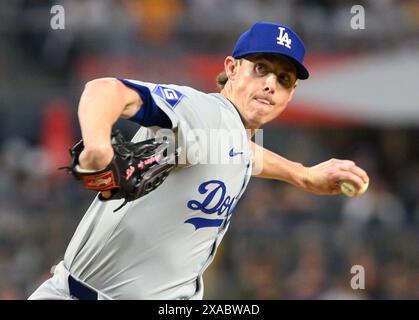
{"left": 255, "top": 63, "right": 268, "bottom": 75}
{"left": 278, "top": 73, "right": 293, "bottom": 88}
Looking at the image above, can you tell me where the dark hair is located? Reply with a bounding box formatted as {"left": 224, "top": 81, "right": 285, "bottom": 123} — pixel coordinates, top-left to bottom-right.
{"left": 215, "top": 71, "right": 228, "bottom": 91}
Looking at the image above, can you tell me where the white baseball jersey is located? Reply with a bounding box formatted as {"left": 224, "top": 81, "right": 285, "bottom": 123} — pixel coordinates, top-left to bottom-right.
{"left": 62, "top": 80, "right": 253, "bottom": 299}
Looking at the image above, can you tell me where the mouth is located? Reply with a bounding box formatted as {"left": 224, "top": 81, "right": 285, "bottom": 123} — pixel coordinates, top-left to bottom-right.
{"left": 254, "top": 97, "right": 273, "bottom": 106}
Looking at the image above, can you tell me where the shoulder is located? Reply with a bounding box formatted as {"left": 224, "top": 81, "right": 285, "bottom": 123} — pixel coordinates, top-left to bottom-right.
{"left": 154, "top": 84, "right": 211, "bottom": 101}
{"left": 153, "top": 84, "right": 225, "bottom": 111}
{"left": 120, "top": 79, "right": 218, "bottom": 105}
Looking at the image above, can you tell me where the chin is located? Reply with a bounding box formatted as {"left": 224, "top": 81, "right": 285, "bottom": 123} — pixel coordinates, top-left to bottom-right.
{"left": 246, "top": 115, "right": 266, "bottom": 129}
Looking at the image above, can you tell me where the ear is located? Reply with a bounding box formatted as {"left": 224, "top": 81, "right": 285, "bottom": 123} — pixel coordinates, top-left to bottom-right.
{"left": 224, "top": 56, "right": 238, "bottom": 80}
{"left": 288, "top": 80, "right": 298, "bottom": 102}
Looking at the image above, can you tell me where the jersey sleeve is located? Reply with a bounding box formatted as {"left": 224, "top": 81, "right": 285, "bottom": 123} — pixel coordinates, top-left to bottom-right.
{"left": 119, "top": 79, "right": 223, "bottom": 166}
{"left": 118, "top": 79, "right": 177, "bottom": 129}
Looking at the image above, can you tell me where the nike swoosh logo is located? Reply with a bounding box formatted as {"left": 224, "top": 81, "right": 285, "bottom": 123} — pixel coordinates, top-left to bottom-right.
{"left": 229, "top": 148, "right": 243, "bottom": 157}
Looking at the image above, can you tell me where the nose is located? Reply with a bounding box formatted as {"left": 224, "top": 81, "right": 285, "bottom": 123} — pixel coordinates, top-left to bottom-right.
{"left": 263, "top": 74, "right": 276, "bottom": 94}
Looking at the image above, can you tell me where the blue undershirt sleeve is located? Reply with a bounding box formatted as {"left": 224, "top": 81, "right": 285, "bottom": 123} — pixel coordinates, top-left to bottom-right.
{"left": 118, "top": 79, "right": 172, "bottom": 128}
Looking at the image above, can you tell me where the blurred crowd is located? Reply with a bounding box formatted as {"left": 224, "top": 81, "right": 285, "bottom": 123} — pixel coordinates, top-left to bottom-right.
{"left": 1, "top": 0, "right": 419, "bottom": 74}
{"left": 0, "top": 1, "right": 418, "bottom": 299}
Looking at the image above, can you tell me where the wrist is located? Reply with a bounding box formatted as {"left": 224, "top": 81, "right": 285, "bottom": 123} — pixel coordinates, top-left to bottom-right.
{"left": 79, "top": 144, "right": 114, "bottom": 170}
{"left": 293, "top": 164, "right": 312, "bottom": 190}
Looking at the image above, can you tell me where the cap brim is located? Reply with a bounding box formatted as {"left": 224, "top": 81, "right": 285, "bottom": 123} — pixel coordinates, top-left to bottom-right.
{"left": 290, "top": 58, "right": 309, "bottom": 80}
{"left": 278, "top": 54, "right": 309, "bottom": 80}
{"left": 236, "top": 51, "right": 309, "bottom": 80}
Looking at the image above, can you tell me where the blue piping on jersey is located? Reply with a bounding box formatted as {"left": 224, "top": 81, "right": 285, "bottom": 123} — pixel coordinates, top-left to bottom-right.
{"left": 118, "top": 79, "right": 172, "bottom": 128}
{"left": 185, "top": 217, "right": 224, "bottom": 230}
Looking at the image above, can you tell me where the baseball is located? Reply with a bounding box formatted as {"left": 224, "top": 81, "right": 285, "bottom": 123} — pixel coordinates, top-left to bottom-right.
{"left": 340, "top": 181, "right": 369, "bottom": 197}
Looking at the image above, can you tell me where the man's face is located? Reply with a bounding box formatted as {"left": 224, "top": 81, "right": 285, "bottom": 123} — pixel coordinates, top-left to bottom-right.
{"left": 224, "top": 54, "right": 298, "bottom": 129}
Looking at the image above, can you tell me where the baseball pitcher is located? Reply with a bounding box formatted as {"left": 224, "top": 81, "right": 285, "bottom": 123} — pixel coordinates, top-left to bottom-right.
{"left": 29, "top": 22, "right": 369, "bottom": 300}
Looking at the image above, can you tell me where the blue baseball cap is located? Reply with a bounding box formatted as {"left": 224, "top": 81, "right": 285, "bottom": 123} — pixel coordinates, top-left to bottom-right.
{"left": 232, "top": 22, "right": 309, "bottom": 80}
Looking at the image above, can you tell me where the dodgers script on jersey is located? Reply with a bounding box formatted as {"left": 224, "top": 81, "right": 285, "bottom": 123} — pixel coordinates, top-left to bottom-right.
{"left": 62, "top": 81, "right": 253, "bottom": 299}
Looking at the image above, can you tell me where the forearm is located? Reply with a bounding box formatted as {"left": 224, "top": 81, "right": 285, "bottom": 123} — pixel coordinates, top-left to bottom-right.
{"left": 251, "top": 142, "right": 308, "bottom": 189}
{"left": 77, "top": 78, "right": 140, "bottom": 170}
{"left": 78, "top": 79, "right": 127, "bottom": 148}
{"left": 251, "top": 141, "right": 370, "bottom": 195}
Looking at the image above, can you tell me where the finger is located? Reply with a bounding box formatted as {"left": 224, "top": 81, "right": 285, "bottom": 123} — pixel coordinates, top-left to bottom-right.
{"left": 352, "top": 166, "right": 369, "bottom": 184}
{"left": 339, "top": 163, "right": 369, "bottom": 184}
{"left": 336, "top": 171, "right": 365, "bottom": 190}
{"left": 329, "top": 182, "right": 342, "bottom": 193}
{"left": 331, "top": 159, "right": 355, "bottom": 166}
{"left": 101, "top": 191, "right": 112, "bottom": 199}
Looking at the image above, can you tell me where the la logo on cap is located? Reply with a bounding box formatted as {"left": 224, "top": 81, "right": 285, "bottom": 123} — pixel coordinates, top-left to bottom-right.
{"left": 276, "top": 27, "right": 292, "bottom": 49}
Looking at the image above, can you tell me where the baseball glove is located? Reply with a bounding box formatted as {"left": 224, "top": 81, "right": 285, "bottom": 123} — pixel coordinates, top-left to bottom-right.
{"left": 61, "top": 130, "right": 176, "bottom": 212}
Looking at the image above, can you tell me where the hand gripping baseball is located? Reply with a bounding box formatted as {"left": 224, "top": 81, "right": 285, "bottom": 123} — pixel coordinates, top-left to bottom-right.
{"left": 303, "top": 158, "right": 369, "bottom": 196}
{"left": 61, "top": 130, "right": 177, "bottom": 211}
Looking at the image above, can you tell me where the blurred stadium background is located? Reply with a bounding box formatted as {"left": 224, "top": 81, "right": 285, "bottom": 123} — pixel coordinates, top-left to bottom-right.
{"left": 0, "top": 0, "right": 418, "bottom": 299}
